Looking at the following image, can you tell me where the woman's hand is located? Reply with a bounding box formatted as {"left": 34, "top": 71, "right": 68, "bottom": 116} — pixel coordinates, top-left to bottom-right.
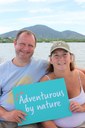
{"left": 70, "top": 101, "right": 85, "bottom": 112}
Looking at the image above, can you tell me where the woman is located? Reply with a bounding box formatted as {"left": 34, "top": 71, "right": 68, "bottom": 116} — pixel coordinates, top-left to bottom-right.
{"left": 40, "top": 41, "right": 85, "bottom": 128}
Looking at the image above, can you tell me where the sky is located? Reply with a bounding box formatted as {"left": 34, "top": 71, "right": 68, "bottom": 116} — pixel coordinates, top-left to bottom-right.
{"left": 0, "top": 0, "right": 85, "bottom": 35}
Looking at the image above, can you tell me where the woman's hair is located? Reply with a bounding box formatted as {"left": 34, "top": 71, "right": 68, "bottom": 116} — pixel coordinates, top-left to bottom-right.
{"left": 47, "top": 52, "right": 75, "bottom": 73}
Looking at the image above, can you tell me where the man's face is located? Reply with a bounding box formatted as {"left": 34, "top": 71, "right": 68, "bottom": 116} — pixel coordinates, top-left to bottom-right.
{"left": 14, "top": 32, "right": 36, "bottom": 62}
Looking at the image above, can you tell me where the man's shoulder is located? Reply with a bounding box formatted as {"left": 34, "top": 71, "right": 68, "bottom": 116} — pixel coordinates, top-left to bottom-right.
{"left": 31, "top": 58, "right": 48, "bottom": 70}
{"left": 0, "top": 60, "right": 11, "bottom": 69}
{"left": 31, "top": 57, "right": 48, "bottom": 64}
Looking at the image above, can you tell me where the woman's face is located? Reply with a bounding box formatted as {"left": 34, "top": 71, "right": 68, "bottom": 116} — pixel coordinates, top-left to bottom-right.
{"left": 50, "top": 49, "right": 72, "bottom": 71}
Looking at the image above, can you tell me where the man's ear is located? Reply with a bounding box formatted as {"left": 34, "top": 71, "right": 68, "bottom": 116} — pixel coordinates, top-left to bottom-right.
{"left": 13, "top": 40, "right": 17, "bottom": 47}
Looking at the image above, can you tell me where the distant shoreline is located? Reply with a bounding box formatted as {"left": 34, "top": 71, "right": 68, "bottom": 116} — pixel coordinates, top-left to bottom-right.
{"left": 0, "top": 42, "right": 85, "bottom": 43}
{"left": 0, "top": 38, "right": 85, "bottom": 43}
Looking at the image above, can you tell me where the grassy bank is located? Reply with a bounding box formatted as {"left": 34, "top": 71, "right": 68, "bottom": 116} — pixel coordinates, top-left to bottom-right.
{"left": 0, "top": 37, "right": 85, "bottom": 43}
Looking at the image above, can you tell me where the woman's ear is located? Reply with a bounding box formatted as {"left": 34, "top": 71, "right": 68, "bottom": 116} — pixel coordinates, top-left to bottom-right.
{"left": 50, "top": 56, "right": 53, "bottom": 64}
{"left": 70, "top": 54, "right": 74, "bottom": 62}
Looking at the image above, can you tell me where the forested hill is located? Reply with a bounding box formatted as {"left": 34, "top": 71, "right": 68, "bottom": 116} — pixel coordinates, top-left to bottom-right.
{"left": 0, "top": 24, "right": 85, "bottom": 41}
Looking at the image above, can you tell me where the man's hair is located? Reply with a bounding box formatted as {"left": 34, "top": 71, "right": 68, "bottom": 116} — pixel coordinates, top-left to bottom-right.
{"left": 15, "top": 30, "right": 37, "bottom": 45}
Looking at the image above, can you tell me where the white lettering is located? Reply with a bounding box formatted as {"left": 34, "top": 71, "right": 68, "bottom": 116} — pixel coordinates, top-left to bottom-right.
{"left": 37, "top": 101, "right": 61, "bottom": 110}
{"left": 25, "top": 104, "right": 34, "bottom": 115}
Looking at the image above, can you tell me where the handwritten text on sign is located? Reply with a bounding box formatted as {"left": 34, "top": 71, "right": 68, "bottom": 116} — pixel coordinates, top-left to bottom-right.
{"left": 13, "top": 78, "right": 72, "bottom": 126}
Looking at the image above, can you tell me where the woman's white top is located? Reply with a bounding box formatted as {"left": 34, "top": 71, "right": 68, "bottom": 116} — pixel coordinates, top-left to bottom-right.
{"left": 45, "top": 73, "right": 85, "bottom": 128}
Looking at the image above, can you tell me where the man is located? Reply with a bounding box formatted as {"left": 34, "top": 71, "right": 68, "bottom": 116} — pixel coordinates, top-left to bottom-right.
{"left": 0, "top": 30, "right": 48, "bottom": 128}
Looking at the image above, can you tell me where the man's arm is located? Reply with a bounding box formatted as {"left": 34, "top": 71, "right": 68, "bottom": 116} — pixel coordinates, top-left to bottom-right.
{"left": 81, "top": 69, "right": 85, "bottom": 74}
{"left": 78, "top": 68, "right": 85, "bottom": 74}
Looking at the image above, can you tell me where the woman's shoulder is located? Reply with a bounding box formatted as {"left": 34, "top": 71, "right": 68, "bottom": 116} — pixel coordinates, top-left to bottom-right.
{"left": 74, "top": 69, "right": 85, "bottom": 76}
{"left": 40, "top": 73, "right": 52, "bottom": 82}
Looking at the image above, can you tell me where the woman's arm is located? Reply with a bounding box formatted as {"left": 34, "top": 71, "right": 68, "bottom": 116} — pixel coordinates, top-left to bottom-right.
{"left": 79, "top": 70, "right": 85, "bottom": 92}
{"left": 70, "top": 70, "right": 85, "bottom": 113}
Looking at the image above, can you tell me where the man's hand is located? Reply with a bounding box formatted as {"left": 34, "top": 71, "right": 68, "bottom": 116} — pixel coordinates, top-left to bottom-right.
{"left": 2, "top": 110, "right": 26, "bottom": 123}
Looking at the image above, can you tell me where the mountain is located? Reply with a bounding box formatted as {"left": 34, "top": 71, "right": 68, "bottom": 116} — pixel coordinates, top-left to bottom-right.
{"left": 0, "top": 24, "right": 85, "bottom": 40}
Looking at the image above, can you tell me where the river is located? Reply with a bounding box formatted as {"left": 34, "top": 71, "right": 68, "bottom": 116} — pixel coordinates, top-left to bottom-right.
{"left": 0, "top": 42, "right": 85, "bottom": 68}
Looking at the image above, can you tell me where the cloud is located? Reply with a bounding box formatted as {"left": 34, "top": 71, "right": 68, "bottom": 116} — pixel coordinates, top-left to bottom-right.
{"left": 0, "top": 26, "right": 14, "bottom": 34}
{"left": 17, "top": 10, "right": 85, "bottom": 27}
{"left": 28, "top": 0, "right": 46, "bottom": 2}
{"left": 56, "top": 11, "right": 85, "bottom": 25}
{"left": 75, "top": 0, "right": 85, "bottom": 4}
{"left": 29, "top": 8, "right": 52, "bottom": 13}
{"left": 0, "top": 0, "right": 20, "bottom": 4}
{"left": 0, "top": 9, "right": 85, "bottom": 35}
{"left": 0, "top": 8, "right": 25, "bottom": 13}
{"left": 28, "top": 0, "right": 66, "bottom": 3}
{"left": 0, "top": 0, "right": 85, "bottom": 35}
